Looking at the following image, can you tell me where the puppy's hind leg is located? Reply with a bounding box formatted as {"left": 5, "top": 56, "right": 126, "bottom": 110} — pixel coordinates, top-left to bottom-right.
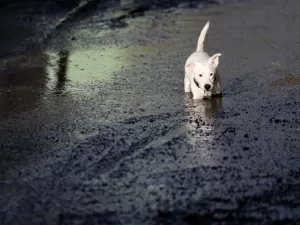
{"left": 184, "top": 76, "right": 191, "bottom": 92}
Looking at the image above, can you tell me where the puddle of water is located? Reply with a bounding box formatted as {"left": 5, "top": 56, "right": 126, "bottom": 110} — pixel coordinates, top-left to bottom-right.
{"left": 0, "top": 44, "right": 160, "bottom": 117}
{"left": 46, "top": 45, "right": 159, "bottom": 86}
{"left": 0, "top": 51, "right": 48, "bottom": 116}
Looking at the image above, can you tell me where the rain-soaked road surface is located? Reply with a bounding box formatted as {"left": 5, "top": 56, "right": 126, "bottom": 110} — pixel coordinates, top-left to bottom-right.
{"left": 0, "top": 0, "right": 300, "bottom": 224}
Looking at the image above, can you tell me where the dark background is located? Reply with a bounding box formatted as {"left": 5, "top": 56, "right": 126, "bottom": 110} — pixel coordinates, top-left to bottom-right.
{"left": 0, "top": 0, "right": 300, "bottom": 225}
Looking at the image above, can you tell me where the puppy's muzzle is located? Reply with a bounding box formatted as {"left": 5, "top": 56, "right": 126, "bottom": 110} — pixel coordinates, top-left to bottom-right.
{"left": 204, "top": 84, "right": 211, "bottom": 91}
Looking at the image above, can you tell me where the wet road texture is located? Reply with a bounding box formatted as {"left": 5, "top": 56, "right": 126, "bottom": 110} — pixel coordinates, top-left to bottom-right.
{"left": 0, "top": 0, "right": 300, "bottom": 224}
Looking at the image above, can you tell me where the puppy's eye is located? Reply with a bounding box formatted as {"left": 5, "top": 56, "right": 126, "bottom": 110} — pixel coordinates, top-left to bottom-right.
{"left": 199, "top": 74, "right": 202, "bottom": 77}
{"left": 210, "top": 73, "right": 214, "bottom": 76}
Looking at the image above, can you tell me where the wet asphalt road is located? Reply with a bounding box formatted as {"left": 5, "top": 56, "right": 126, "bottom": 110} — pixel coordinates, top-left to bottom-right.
{"left": 1, "top": 0, "right": 300, "bottom": 224}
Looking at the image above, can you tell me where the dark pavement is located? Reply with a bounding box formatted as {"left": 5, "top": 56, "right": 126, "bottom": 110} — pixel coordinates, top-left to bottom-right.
{"left": 0, "top": 0, "right": 300, "bottom": 224}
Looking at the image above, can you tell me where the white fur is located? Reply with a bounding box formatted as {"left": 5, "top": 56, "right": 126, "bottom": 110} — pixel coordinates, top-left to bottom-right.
{"left": 184, "top": 21, "right": 222, "bottom": 99}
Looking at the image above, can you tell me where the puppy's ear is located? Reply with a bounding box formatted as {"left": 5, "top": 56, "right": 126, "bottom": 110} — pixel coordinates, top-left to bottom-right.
{"left": 209, "top": 53, "right": 222, "bottom": 68}
{"left": 186, "top": 63, "right": 196, "bottom": 69}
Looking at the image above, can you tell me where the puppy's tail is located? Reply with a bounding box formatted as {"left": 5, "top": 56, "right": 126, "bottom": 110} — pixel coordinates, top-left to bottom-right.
{"left": 196, "top": 21, "right": 210, "bottom": 52}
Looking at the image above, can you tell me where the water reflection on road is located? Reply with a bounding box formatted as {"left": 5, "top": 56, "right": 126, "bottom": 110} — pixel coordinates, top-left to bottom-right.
{"left": 183, "top": 95, "right": 223, "bottom": 167}
{"left": 0, "top": 51, "right": 48, "bottom": 117}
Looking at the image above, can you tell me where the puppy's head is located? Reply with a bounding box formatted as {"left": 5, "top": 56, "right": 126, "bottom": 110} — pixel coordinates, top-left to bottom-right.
{"left": 189, "top": 53, "right": 221, "bottom": 96}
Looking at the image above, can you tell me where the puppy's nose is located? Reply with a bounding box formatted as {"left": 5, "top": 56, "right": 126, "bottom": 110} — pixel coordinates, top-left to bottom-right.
{"left": 204, "top": 84, "right": 211, "bottom": 90}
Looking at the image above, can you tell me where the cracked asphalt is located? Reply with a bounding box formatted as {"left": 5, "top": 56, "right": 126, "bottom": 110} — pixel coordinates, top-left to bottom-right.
{"left": 0, "top": 0, "right": 300, "bottom": 224}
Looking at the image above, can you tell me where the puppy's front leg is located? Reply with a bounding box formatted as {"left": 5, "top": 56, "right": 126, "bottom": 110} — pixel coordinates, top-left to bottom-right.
{"left": 192, "top": 93, "right": 205, "bottom": 100}
{"left": 213, "top": 71, "right": 222, "bottom": 95}
{"left": 213, "top": 79, "right": 222, "bottom": 95}
{"left": 191, "top": 86, "right": 205, "bottom": 99}
{"left": 184, "top": 76, "right": 191, "bottom": 92}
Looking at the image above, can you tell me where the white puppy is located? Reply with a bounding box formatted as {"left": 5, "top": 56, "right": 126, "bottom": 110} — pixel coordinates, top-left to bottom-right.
{"left": 184, "top": 21, "right": 222, "bottom": 99}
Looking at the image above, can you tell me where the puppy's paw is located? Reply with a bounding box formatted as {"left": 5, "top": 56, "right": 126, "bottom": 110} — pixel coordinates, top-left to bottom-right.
{"left": 213, "top": 90, "right": 222, "bottom": 96}
{"left": 192, "top": 94, "right": 205, "bottom": 100}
